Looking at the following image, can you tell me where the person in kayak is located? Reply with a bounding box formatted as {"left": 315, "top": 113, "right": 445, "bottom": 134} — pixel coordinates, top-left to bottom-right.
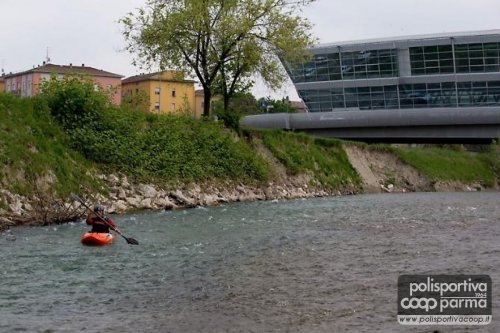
{"left": 86, "top": 205, "right": 116, "bottom": 233}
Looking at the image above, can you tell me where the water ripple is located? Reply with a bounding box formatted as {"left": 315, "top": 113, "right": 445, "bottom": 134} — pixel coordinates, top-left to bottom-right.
{"left": 0, "top": 192, "right": 498, "bottom": 332}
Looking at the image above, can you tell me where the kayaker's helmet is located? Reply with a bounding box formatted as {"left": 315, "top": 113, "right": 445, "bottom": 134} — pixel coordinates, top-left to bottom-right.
{"left": 93, "top": 205, "right": 105, "bottom": 214}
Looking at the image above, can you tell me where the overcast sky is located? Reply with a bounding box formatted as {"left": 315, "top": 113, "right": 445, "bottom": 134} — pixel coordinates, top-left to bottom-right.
{"left": 1, "top": 0, "right": 500, "bottom": 99}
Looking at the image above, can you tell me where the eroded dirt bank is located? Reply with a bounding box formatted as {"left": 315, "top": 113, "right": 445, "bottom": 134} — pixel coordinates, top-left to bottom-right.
{"left": 343, "top": 145, "right": 494, "bottom": 193}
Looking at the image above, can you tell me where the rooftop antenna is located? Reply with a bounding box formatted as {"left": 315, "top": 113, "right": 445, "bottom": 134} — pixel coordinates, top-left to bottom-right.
{"left": 1, "top": 59, "right": 5, "bottom": 76}
{"left": 45, "top": 47, "right": 51, "bottom": 64}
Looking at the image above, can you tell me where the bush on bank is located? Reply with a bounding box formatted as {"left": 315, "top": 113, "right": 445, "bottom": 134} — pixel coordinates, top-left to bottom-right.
{"left": 72, "top": 109, "right": 272, "bottom": 183}
{"left": 36, "top": 77, "right": 271, "bottom": 184}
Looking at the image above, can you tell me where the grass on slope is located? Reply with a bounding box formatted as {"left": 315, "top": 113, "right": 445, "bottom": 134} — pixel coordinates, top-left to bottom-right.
{"left": 0, "top": 93, "right": 100, "bottom": 197}
{"left": 259, "top": 130, "right": 361, "bottom": 191}
{"left": 393, "top": 146, "right": 498, "bottom": 187}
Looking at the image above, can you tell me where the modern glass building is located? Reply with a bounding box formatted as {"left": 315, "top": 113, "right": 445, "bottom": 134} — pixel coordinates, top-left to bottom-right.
{"left": 284, "top": 30, "right": 500, "bottom": 113}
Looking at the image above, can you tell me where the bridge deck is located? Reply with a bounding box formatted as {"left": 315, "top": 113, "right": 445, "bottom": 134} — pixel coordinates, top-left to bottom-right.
{"left": 241, "top": 107, "right": 500, "bottom": 143}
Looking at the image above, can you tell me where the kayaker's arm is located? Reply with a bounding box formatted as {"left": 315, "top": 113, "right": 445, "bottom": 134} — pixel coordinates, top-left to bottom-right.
{"left": 86, "top": 214, "right": 94, "bottom": 225}
{"left": 105, "top": 217, "right": 117, "bottom": 229}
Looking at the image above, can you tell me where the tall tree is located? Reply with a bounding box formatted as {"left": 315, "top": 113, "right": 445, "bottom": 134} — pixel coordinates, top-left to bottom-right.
{"left": 121, "top": 0, "right": 316, "bottom": 117}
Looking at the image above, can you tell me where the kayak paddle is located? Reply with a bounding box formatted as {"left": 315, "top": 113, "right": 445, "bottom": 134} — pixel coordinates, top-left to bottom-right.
{"left": 71, "top": 193, "right": 139, "bottom": 245}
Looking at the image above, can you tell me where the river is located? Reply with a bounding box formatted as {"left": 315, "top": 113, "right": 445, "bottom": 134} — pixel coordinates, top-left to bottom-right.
{"left": 0, "top": 192, "right": 499, "bottom": 332}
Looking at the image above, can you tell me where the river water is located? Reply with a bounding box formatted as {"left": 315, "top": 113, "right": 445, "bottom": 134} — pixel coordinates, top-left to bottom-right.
{"left": 0, "top": 192, "right": 499, "bottom": 333}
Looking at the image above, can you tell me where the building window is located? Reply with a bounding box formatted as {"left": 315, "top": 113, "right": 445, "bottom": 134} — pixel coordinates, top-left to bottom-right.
{"left": 299, "top": 85, "right": 404, "bottom": 112}
{"left": 410, "top": 45, "right": 454, "bottom": 75}
{"left": 289, "top": 48, "right": 398, "bottom": 83}
{"left": 455, "top": 42, "right": 500, "bottom": 74}
{"left": 154, "top": 102, "right": 160, "bottom": 111}
{"left": 410, "top": 42, "right": 500, "bottom": 75}
{"left": 171, "top": 103, "right": 176, "bottom": 110}
{"left": 154, "top": 87, "right": 160, "bottom": 95}
{"left": 172, "top": 88, "right": 176, "bottom": 97}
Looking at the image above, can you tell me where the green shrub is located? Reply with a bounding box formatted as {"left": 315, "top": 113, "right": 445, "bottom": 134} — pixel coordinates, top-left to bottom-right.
{"left": 214, "top": 93, "right": 262, "bottom": 131}
{"left": 34, "top": 77, "right": 270, "bottom": 183}
{"left": 37, "top": 75, "right": 112, "bottom": 132}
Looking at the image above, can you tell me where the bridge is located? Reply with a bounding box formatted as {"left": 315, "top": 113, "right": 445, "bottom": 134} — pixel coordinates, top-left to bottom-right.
{"left": 241, "top": 107, "right": 500, "bottom": 143}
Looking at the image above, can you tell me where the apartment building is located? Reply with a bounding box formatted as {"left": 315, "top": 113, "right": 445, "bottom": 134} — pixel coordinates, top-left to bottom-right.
{"left": 122, "top": 71, "right": 196, "bottom": 116}
{"left": 2, "top": 63, "right": 123, "bottom": 105}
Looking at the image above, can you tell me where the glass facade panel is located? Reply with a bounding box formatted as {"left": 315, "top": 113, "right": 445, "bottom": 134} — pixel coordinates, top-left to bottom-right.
{"left": 290, "top": 36, "right": 500, "bottom": 113}
{"left": 487, "top": 81, "right": 500, "bottom": 105}
{"left": 286, "top": 48, "right": 398, "bottom": 82}
{"left": 410, "top": 44, "right": 456, "bottom": 74}
{"left": 411, "top": 42, "right": 500, "bottom": 74}
{"left": 457, "top": 82, "right": 474, "bottom": 106}
{"left": 299, "top": 89, "right": 345, "bottom": 112}
{"left": 299, "top": 86, "right": 402, "bottom": 111}
{"left": 451, "top": 42, "right": 500, "bottom": 73}
{"left": 440, "top": 59, "right": 453, "bottom": 67}
{"left": 424, "top": 52, "right": 439, "bottom": 61}
{"left": 344, "top": 88, "right": 358, "bottom": 108}
{"left": 328, "top": 53, "right": 341, "bottom": 80}
{"left": 470, "top": 58, "right": 484, "bottom": 66}
{"left": 440, "top": 52, "right": 453, "bottom": 60}
{"left": 298, "top": 81, "right": 500, "bottom": 112}
{"left": 438, "top": 45, "right": 452, "bottom": 53}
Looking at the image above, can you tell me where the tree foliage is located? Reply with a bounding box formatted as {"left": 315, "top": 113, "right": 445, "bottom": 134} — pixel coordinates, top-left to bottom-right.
{"left": 258, "top": 97, "right": 298, "bottom": 113}
{"left": 121, "top": 0, "right": 316, "bottom": 117}
{"left": 37, "top": 75, "right": 112, "bottom": 132}
{"left": 214, "top": 92, "right": 261, "bottom": 131}
{"left": 122, "top": 90, "right": 151, "bottom": 113}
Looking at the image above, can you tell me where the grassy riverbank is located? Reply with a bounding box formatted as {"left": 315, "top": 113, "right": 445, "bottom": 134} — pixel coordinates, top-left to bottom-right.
{"left": 0, "top": 89, "right": 363, "bottom": 198}
{"left": 0, "top": 93, "right": 100, "bottom": 199}
{"left": 259, "top": 130, "right": 361, "bottom": 191}
{"left": 394, "top": 146, "right": 499, "bottom": 187}
{"left": 361, "top": 143, "right": 499, "bottom": 187}
{"left": 0, "top": 86, "right": 499, "bottom": 229}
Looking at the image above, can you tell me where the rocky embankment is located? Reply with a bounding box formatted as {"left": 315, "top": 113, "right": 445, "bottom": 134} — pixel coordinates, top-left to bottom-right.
{"left": 100, "top": 173, "right": 339, "bottom": 214}
{"left": 0, "top": 173, "right": 341, "bottom": 231}
{"left": 0, "top": 144, "right": 494, "bottom": 231}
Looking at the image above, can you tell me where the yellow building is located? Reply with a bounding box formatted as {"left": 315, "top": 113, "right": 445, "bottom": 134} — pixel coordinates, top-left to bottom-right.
{"left": 0, "top": 77, "right": 5, "bottom": 92}
{"left": 122, "top": 71, "right": 196, "bottom": 116}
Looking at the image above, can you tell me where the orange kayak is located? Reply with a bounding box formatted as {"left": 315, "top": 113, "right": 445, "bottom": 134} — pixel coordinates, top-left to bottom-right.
{"left": 81, "top": 232, "right": 115, "bottom": 246}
